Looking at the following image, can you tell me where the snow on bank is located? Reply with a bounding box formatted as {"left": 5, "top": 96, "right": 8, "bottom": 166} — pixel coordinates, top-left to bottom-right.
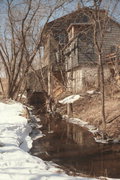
{"left": 59, "top": 95, "right": 81, "bottom": 104}
{"left": 59, "top": 94, "right": 111, "bottom": 144}
{"left": 63, "top": 115, "right": 109, "bottom": 144}
{"left": 0, "top": 101, "right": 96, "bottom": 180}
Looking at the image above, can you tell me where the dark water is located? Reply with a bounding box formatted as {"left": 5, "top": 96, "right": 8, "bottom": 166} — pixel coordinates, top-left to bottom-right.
{"left": 30, "top": 116, "right": 120, "bottom": 179}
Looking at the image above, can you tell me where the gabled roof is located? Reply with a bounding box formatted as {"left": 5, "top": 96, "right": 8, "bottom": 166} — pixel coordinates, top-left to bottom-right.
{"left": 44, "top": 7, "right": 106, "bottom": 33}
{"left": 45, "top": 6, "right": 120, "bottom": 30}
{"left": 42, "top": 7, "right": 120, "bottom": 44}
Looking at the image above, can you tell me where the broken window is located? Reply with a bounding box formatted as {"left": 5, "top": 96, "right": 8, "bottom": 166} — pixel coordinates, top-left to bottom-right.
{"left": 59, "top": 33, "right": 66, "bottom": 44}
{"left": 111, "top": 45, "right": 116, "bottom": 53}
{"left": 83, "top": 15, "right": 89, "bottom": 23}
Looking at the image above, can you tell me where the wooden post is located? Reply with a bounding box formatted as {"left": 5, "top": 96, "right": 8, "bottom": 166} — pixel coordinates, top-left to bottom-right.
{"left": 67, "top": 103, "right": 73, "bottom": 116}
{"left": 48, "top": 68, "right": 51, "bottom": 96}
{"left": 99, "top": 54, "right": 106, "bottom": 135}
{"left": 47, "top": 34, "right": 52, "bottom": 96}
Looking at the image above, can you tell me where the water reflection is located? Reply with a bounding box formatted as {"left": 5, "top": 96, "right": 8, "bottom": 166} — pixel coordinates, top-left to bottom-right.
{"left": 31, "top": 121, "right": 120, "bottom": 178}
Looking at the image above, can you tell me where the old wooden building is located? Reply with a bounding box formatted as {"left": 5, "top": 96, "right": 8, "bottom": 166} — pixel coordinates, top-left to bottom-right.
{"left": 27, "top": 7, "right": 120, "bottom": 96}
{"left": 63, "top": 17, "right": 120, "bottom": 93}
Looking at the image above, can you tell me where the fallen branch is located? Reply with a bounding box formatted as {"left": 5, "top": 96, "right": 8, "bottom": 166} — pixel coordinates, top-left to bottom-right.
{"left": 107, "top": 114, "right": 120, "bottom": 124}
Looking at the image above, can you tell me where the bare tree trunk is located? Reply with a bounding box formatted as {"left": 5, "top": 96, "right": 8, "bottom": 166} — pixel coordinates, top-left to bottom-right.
{"left": 99, "top": 53, "right": 106, "bottom": 135}
{"left": 97, "top": 65, "right": 100, "bottom": 90}
{"left": 0, "top": 78, "right": 5, "bottom": 95}
{"left": 47, "top": 34, "right": 53, "bottom": 97}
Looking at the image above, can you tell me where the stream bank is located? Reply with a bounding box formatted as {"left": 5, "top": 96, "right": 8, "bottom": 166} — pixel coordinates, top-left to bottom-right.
{"left": 30, "top": 109, "right": 120, "bottom": 179}
{"left": 26, "top": 91, "right": 120, "bottom": 178}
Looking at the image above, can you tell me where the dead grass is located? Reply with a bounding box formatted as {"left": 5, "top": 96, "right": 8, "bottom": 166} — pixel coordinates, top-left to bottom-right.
{"left": 59, "top": 83, "right": 120, "bottom": 139}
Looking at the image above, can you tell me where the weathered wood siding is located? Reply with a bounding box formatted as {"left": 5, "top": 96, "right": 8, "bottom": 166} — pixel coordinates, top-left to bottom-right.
{"left": 65, "top": 20, "right": 120, "bottom": 72}
{"left": 102, "top": 20, "right": 120, "bottom": 55}
{"left": 67, "top": 68, "right": 83, "bottom": 93}
{"left": 43, "top": 33, "right": 59, "bottom": 67}
{"left": 67, "top": 66, "right": 111, "bottom": 93}
{"left": 65, "top": 19, "right": 120, "bottom": 93}
{"left": 64, "top": 38, "right": 79, "bottom": 71}
{"left": 64, "top": 33, "right": 96, "bottom": 71}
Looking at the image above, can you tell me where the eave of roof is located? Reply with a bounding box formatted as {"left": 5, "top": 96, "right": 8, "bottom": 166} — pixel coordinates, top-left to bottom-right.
{"left": 47, "top": 7, "right": 106, "bottom": 24}
{"left": 67, "top": 23, "right": 93, "bottom": 32}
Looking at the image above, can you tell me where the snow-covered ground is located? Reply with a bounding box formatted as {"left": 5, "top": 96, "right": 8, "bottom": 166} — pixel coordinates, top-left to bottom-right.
{"left": 0, "top": 101, "right": 97, "bottom": 180}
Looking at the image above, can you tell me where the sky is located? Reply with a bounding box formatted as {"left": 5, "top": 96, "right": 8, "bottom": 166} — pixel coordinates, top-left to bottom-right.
{"left": 101, "top": 0, "right": 120, "bottom": 22}
{"left": 0, "top": 0, "right": 120, "bottom": 27}
{"left": 48, "top": 0, "right": 120, "bottom": 23}
{"left": 69, "top": 0, "right": 120, "bottom": 22}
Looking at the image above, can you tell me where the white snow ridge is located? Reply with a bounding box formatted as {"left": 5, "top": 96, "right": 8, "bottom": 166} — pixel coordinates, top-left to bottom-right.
{"left": 0, "top": 101, "right": 96, "bottom": 180}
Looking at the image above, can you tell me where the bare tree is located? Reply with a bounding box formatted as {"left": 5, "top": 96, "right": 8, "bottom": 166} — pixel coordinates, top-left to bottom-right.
{"left": 79, "top": 0, "right": 120, "bottom": 136}
{"left": 0, "top": 61, "right": 5, "bottom": 95}
{"left": 0, "top": 0, "right": 71, "bottom": 100}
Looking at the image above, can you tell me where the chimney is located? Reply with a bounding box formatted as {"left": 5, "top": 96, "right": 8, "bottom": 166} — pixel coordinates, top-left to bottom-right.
{"left": 77, "top": 2, "right": 81, "bottom": 10}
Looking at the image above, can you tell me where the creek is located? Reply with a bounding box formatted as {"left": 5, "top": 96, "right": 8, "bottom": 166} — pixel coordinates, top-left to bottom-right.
{"left": 30, "top": 112, "right": 120, "bottom": 179}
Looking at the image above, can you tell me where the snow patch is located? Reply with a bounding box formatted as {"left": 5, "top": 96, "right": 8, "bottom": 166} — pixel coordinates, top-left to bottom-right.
{"left": 18, "top": 94, "right": 26, "bottom": 98}
{"left": 86, "top": 90, "right": 95, "bottom": 95}
{"left": 59, "top": 95, "right": 81, "bottom": 104}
